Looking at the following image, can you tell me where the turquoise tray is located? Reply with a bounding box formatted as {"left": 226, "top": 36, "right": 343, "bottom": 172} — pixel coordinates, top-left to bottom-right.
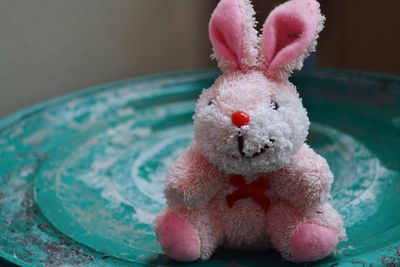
{"left": 0, "top": 69, "right": 399, "bottom": 267}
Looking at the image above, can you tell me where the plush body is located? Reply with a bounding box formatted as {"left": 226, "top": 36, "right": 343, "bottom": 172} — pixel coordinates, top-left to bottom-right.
{"left": 154, "top": 0, "right": 346, "bottom": 263}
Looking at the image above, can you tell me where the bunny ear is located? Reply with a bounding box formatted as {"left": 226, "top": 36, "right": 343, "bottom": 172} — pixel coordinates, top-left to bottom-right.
{"left": 209, "top": 0, "right": 259, "bottom": 71}
{"left": 260, "top": 0, "right": 325, "bottom": 79}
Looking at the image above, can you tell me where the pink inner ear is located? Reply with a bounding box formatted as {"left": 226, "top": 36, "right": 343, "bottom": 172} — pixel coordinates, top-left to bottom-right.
{"left": 209, "top": 0, "right": 243, "bottom": 67}
{"left": 210, "top": 19, "right": 242, "bottom": 65}
{"left": 261, "top": 0, "right": 320, "bottom": 72}
{"left": 273, "top": 17, "right": 305, "bottom": 60}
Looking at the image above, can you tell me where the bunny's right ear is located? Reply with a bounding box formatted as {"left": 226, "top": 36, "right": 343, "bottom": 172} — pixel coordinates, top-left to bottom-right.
{"left": 209, "top": 0, "right": 259, "bottom": 71}
{"left": 260, "top": 0, "right": 325, "bottom": 80}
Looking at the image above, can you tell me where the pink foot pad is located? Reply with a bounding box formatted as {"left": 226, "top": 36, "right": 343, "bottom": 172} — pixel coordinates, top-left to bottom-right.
{"left": 155, "top": 211, "right": 200, "bottom": 262}
{"left": 291, "top": 223, "right": 339, "bottom": 262}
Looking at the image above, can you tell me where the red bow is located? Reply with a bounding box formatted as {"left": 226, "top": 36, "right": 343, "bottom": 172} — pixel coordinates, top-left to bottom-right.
{"left": 226, "top": 175, "right": 271, "bottom": 213}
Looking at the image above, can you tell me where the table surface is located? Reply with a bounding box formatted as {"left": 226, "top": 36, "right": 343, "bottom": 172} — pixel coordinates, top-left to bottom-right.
{"left": 0, "top": 69, "right": 399, "bottom": 267}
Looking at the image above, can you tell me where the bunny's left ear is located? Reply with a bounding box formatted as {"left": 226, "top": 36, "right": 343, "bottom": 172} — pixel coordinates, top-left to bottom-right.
{"left": 260, "top": 0, "right": 325, "bottom": 79}
{"left": 209, "top": 0, "right": 259, "bottom": 71}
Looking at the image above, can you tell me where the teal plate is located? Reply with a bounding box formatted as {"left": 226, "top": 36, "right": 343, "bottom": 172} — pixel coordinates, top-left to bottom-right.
{"left": 1, "top": 69, "right": 400, "bottom": 267}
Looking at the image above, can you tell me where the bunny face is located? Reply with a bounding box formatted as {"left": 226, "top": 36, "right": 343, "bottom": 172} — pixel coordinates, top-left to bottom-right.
{"left": 192, "top": 0, "right": 324, "bottom": 177}
{"left": 193, "top": 70, "right": 309, "bottom": 176}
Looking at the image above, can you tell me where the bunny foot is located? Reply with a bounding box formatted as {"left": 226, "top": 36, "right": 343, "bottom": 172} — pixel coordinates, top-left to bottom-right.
{"left": 155, "top": 210, "right": 200, "bottom": 262}
{"left": 291, "top": 223, "right": 339, "bottom": 263}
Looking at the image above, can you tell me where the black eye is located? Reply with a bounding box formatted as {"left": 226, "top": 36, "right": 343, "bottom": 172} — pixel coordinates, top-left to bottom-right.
{"left": 208, "top": 100, "right": 215, "bottom": 106}
{"left": 271, "top": 101, "right": 279, "bottom": 110}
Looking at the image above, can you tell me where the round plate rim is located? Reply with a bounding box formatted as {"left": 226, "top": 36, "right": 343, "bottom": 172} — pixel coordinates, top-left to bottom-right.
{"left": 0, "top": 68, "right": 399, "bottom": 266}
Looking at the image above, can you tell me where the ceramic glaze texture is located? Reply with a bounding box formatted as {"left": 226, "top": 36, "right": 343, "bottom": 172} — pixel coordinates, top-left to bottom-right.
{"left": 0, "top": 69, "right": 399, "bottom": 266}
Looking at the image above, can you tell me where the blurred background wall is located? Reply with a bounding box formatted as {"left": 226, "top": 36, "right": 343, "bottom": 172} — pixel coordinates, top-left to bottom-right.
{"left": 0, "top": 0, "right": 216, "bottom": 118}
{"left": 253, "top": 0, "right": 400, "bottom": 74}
{"left": 0, "top": 0, "right": 399, "bottom": 118}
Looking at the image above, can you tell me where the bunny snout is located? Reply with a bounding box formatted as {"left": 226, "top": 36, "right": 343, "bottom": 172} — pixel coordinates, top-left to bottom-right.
{"left": 229, "top": 105, "right": 288, "bottom": 159}
{"left": 231, "top": 111, "right": 274, "bottom": 158}
{"left": 237, "top": 134, "right": 275, "bottom": 159}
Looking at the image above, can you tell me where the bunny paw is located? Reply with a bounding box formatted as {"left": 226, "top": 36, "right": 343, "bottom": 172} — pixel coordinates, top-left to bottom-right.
{"left": 155, "top": 210, "right": 200, "bottom": 262}
{"left": 291, "top": 223, "right": 339, "bottom": 262}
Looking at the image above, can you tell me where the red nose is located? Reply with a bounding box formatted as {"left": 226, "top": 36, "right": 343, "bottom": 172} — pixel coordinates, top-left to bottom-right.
{"left": 231, "top": 111, "right": 250, "bottom": 128}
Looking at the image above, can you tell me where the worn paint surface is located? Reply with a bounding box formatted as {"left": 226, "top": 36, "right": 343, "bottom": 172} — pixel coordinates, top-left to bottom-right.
{"left": 0, "top": 69, "right": 399, "bottom": 266}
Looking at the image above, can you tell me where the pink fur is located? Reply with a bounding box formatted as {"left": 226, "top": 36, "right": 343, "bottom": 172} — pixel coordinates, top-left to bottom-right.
{"left": 291, "top": 223, "right": 339, "bottom": 263}
{"left": 270, "top": 144, "right": 333, "bottom": 211}
{"left": 209, "top": 0, "right": 259, "bottom": 70}
{"left": 164, "top": 146, "right": 225, "bottom": 209}
{"left": 261, "top": 0, "right": 322, "bottom": 77}
{"left": 156, "top": 145, "right": 346, "bottom": 262}
{"left": 154, "top": 210, "right": 200, "bottom": 262}
{"left": 154, "top": 0, "right": 346, "bottom": 263}
{"left": 209, "top": 0, "right": 243, "bottom": 67}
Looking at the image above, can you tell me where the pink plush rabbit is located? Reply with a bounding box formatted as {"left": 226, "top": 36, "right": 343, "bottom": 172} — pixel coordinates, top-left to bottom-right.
{"left": 154, "top": 0, "right": 346, "bottom": 263}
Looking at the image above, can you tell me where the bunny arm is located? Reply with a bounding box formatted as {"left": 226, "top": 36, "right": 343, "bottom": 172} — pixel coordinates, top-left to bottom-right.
{"left": 271, "top": 144, "right": 333, "bottom": 212}
{"left": 164, "top": 144, "right": 225, "bottom": 210}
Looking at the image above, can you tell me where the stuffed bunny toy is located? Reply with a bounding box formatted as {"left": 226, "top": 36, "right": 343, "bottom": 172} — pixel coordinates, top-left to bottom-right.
{"left": 154, "top": 0, "right": 346, "bottom": 263}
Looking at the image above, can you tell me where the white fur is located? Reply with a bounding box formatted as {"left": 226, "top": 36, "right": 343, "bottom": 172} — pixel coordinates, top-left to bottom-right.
{"left": 193, "top": 70, "right": 309, "bottom": 177}
{"left": 238, "top": 0, "right": 259, "bottom": 67}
